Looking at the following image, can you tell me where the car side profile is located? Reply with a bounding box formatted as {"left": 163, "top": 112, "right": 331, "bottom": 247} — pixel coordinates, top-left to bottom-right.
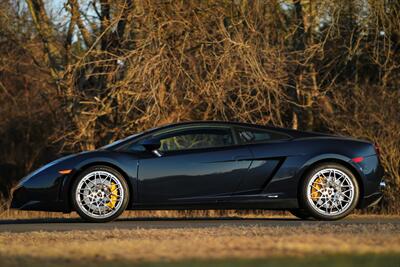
{"left": 11, "top": 121, "right": 385, "bottom": 222}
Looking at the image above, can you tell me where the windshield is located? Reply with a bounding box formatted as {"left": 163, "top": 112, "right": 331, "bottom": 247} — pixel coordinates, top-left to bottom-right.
{"left": 99, "top": 123, "right": 188, "bottom": 151}
{"left": 100, "top": 133, "right": 140, "bottom": 150}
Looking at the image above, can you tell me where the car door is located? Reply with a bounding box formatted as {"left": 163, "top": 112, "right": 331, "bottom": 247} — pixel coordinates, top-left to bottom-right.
{"left": 135, "top": 125, "right": 253, "bottom": 204}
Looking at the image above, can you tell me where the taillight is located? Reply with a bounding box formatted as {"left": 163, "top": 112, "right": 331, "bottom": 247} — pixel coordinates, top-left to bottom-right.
{"left": 352, "top": 157, "right": 364, "bottom": 163}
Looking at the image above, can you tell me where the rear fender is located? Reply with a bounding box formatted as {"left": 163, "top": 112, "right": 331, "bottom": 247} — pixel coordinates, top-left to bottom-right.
{"left": 262, "top": 153, "right": 364, "bottom": 201}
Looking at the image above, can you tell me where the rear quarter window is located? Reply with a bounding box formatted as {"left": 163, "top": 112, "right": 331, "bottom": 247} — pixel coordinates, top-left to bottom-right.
{"left": 235, "top": 127, "right": 290, "bottom": 144}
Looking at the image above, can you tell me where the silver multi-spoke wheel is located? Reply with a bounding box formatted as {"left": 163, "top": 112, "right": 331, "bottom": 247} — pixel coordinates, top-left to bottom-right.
{"left": 75, "top": 170, "right": 124, "bottom": 219}
{"left": 306, "top": 168, "right": 355, "bottom": 216}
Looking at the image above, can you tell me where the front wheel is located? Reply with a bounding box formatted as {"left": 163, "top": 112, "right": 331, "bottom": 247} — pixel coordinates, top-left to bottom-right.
{"left": 72, "top": 166, "right": 129, "bottom": 223}
{"left": 300, "top": 163, "right": 359, "bottom": 220}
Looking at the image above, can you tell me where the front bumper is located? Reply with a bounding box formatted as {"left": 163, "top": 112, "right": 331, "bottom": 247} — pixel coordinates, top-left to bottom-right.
{"left": 10, "top": 167, "right": 70, "bottom": 212}
{"left": 10, "top": 184, "right": 66, "bottom": 212}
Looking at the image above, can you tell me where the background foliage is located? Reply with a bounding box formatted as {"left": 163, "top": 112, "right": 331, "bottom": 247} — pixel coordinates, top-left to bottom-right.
{"left": 0, "top": 0, "right": 399, "bottom": 213}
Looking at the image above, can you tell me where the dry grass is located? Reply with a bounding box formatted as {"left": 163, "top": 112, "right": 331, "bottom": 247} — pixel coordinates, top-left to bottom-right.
{"left": 0, "top": 223, "right": 399, "bottom": 266}
{"left": 0, "top": 209, "right": 291, "bottom": 220}
{"left": 2, "top": 209, "right": 399, "bottom": 221}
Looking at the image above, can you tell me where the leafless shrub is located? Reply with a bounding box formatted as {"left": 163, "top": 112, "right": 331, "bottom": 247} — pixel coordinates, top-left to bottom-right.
{"left": 322, "top": 86, "right": 400, "bottom": 213}
{"left": 0, "top": 0, "right": 399, "bottom": 214}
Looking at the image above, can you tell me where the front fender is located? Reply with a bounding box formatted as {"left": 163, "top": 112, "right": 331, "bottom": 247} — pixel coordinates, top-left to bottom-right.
{"left": 59, "top": 151, "right": 139, "bottom": 212}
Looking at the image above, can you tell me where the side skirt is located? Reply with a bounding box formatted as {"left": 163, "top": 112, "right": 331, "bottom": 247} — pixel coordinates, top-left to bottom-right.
{"left": 13, "top": 199, "right": 298, "bottom": 213}
{"left": 128, "top": 199, "right": 299, "bottom": 211}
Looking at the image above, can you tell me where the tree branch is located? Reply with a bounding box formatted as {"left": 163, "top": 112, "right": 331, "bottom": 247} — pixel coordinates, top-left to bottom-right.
{"left": 25, "top": 0, "right": 62, "bottom": 80}
{"left": 67, "top": 0, "right": 94, "bottom": 48}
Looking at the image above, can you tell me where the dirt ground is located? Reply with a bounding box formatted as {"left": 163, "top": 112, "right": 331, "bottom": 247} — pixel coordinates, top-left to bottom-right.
{"left": 0, "top": 217, "right": 399, "bottom": 267}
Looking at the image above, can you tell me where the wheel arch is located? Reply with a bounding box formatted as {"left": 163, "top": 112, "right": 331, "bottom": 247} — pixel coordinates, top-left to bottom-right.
{"left": 63, "top": 161, "right": 135, "bottom": 212}
{"left": 296, "top": 157, "right": 364, "bottom": 208}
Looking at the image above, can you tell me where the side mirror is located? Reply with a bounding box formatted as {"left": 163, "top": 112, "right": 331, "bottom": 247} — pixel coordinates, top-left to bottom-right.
{"left": 141, "top": 139, "right": 161, "bottom": 152}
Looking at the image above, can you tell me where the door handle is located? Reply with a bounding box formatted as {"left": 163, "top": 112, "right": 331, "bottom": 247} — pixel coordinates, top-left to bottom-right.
{"left": 152, "top": 150, "right": 163, "bottom": 157}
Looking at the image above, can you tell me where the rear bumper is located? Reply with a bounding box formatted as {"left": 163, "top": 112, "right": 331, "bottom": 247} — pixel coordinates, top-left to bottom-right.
{"left": 379, "top": 179, "right": 386, "bottom": 191}
{"left": 360, "top": 192, "right": 383, "bottom": 208}
{"left": 353, "top": 153, "right": 385, "bottom": 209}
{"left": 358, "top": 178, "right": 386, "bottom": 208}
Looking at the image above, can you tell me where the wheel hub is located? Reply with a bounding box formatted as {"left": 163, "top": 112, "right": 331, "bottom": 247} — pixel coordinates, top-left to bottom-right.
{"left": 307, "top": 168, "right": 355, "bottom": 216}
{"left": 75, "top": 171, "right": 123, "bottom": 219}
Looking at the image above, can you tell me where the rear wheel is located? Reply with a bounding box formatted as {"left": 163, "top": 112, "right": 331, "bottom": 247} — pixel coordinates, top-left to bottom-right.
{"left": 289, "top": 209, "right": 313, "bottom": 220}
{"left": 72, "top": 166, "right": 129, "bottom": 223}
{"left": 300, "top": 163, "right": 359, "bottom": 220}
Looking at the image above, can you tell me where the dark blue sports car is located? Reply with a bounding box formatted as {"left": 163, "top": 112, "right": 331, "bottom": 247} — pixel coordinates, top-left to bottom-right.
{"left": 11, "top": 121, "right": 385, "bottom": 222}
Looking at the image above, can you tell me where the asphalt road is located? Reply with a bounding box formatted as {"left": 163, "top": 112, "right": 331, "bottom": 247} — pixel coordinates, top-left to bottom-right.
{"left": 0, "top": 216, "right": 399, "bottom": 233}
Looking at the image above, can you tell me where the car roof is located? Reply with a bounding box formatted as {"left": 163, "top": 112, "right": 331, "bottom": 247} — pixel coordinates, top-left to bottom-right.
{"left": 149, "top": 120, "right": 322, "bottom": 138}
{"left": 140, "top": 121, "right": 268, "bottom": 135}
{"left": 103, "top": 120, "right": 336, "bottom": 151}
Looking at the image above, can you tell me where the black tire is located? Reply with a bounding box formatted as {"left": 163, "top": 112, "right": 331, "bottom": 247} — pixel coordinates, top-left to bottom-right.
{"left": 289, "top": 209, "right": 313, "bottom": 220}
{"left": 71, "top": 165, "right": 129, "bottom": 223}
{"left": 299, "top": 163, "right": 359, "bottom": 221}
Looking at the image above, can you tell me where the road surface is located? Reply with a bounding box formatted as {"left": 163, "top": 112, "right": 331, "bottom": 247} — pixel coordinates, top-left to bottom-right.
{"left": 0, "top": 216, "right": 399, "bottom": 233}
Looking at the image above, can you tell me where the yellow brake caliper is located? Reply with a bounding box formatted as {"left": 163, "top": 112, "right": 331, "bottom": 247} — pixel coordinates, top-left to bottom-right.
{"left": 106, "top": 182, "right": 118, "bottom": 209}
{"left": 311, "top": 177, "right": 323, "bottom": 200}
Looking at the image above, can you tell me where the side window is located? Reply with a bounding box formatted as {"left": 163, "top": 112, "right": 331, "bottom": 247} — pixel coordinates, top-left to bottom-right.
{"left": 153, "top": 128, "right": 234, "bottom": 152}
{"left": 236, "top": 127, "right": 289, "bottom": 144}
